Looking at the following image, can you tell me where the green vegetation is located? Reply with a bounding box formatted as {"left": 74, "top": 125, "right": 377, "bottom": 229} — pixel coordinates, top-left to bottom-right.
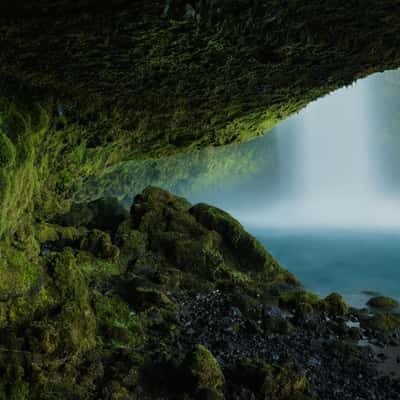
{"left": 279, "top": 290, "right": 349, "bottom": 317}
{"left": 367, "top": 296, "right": 399, "bottom": 310}
{"left": 363, "top": 313, "right": 400, "bottom": 333}
{"left": 0, "top": 187, "right": 298, "bottom": 398}
{"left": 238, "top": 359, "right": 309, "bottom": 400}
{"left": 182, "top": 344, "right": 225, "bottom": 396}
{"left": 323, "top": 292, "right": 349, "bottom": 316}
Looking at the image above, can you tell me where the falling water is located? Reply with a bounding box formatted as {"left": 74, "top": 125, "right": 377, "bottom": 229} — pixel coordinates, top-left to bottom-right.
{"left": 239, "top": 71, "right": 400, "bottom": 230}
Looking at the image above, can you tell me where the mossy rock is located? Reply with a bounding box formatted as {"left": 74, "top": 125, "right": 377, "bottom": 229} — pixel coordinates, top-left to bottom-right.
{"left": 80, "top": 229, "right": 120, "bottom": 259}
{"left": 151, "top": 230, "right": 224, "bottom": 278}
{"left": 236, "top": 359, "right": 308, "bottom": 400}
{"left": 261, "top": 363, "right": 308, "bottom": 400}
{"left": 114, "top": 221, "right": 148, "bottom": 262}
{"left": 363, "top": 313, "right": 400, "bottom": 333}
{"left": 323, "top": 292, "right": 349, "bottom": 316}
{"left": 92, "top": 292, "right": 144, "bottom": 349}
{"left": 45, "top": 250, "right": 97, "bottom": 353}
{"left": 128, "top": 286, "right": 172, "bottom": 311}
{"left": 53, "top": 197, "right": 129, "bottom": 235}
{"left": 0, "top": 249, "right": 98, "bottom": 398}
{"left": 367, "top": 296, "right": 399, "bottom": 310}
{"left": 131, "top": 186, "right": 192, "bottom": 231}
{"left": 182, "top": 345, "right": 224, "bottom": 397}
{"left": 279, "top": 290, "right": 320, "bottom": 313}
{"left": 36, "top": 223, "right": 87, "bottom": 244}
{"left": 190, "top": 203, "right": 278, "bottom": 274}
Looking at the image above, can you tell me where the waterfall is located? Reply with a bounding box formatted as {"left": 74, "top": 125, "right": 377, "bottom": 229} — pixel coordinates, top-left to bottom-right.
{"left": 240, "top": 70, "right": 400, "bottom": 230}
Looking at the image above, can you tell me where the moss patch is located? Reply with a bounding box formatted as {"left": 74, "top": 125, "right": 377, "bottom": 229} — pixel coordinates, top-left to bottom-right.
{"left": 182, "top": 344, "right": 225, "bottom": 394}
{"left": 367, "top": 296, "right": 399, "bottom": 310}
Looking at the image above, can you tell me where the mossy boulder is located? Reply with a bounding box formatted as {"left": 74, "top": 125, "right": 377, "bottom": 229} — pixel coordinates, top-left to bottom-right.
{"left": 236, "top": 359, "right": 308, "bottom": 400}
{"left": 190, "top": 203, "right": 279, "bottom": 274}
{"left": 131, "top": 186, "right": 193, "bottom": 234}
{"left": 128, "top": 286, "right": 172, "bottom": 311}
{"left": 114, "top": 220, "right": 147, "bottom": 262}
{"left": 261, "top": 363, "right": 308, "bottom": 400}
{"left": 54, "top": 197, "right": 129, "bottom": 235}
{"left": 279, "top": 290, "right": 320, "bottom": 312}
{"left": 92, "top": 292, "right": 144, "bottom": 349}
{"left": 44, "top": 249, "right": 97, "bottom": 353}
{"left": 0, "top": 249, "right": 98, "bottom": 398}
{"left": 367, "top": 296, "right": 399, "bottom": 310}
{"left": 36, "top": 222, "right": 87, "bottom": 244}
{"left": 80, "top": 229, "right": 120, "bottom": 259}
{"left": 323, "top": 292, "right": 349, "bottom": 316}
{"left": 362, "top": 313, "right": 400, "bottom": 333}
{"left": 128, "top": 187, "right": 284, "bottom": 287}
{"left": 182, "top": 345, "right": 225, "bottom": 398}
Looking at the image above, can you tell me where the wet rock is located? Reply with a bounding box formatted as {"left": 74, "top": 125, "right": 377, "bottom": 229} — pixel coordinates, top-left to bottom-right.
{"left": 324, "top": 292, "right": 349, "bottom": 316}
{"left": 54, "top": 197, "right": 128, "bottom": 235}
{"left": 362, "top": 313, "right": 400, "bottom": 334}
{"left": 128, "top": 285, "right": 172, "bottom": 310}
{"left": 189, "top": 203, "right": 279, "bottom": 274}
{"left": 182, "top": 344, "right": 225, "bottom": 397}
{"left": 367, "top": 296, "right": 399, "bottom": 310}
{"left": 80, "top": 229, "right": 120, "bottom": 259}
{"left": 115, "top": 221, "right": 147, "bottom": 262}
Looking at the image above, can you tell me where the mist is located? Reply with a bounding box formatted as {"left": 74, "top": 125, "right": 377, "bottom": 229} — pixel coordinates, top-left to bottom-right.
{"left": 204, "top": 70, "right": 400, "bottom": 231}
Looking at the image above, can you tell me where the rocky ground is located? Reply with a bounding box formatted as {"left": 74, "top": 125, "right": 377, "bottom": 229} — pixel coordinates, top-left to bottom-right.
{"left": 0, "top": 186, "right": 399, "bottom": 399}
{"left": 177, "top": 290, "right": 400, "bottom": 399}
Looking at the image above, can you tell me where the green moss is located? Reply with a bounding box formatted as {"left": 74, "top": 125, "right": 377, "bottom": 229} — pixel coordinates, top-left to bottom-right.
{"left": 36, "top": 223, "right": 87, "bottom": 244}
{"left": 0, "top": 248, "right": 98, "bottom": 398}
{"left": 364, "top": 313, "right": 400, "bottom": 333}
{"left": 129, "top": 286, "right": 172, "bottom": 311}
{"left": 367, "top": 296, "right": 399, "bottom": 310}
{"left": 279, "top": 290, "right": 321, "bottom": 312}
{"left": 323, "top": 292, "right": 349, "bottom": 316}
{"left": 114, "top": 221, "right": 147, "bottom": 262}
{"left": 92, "top": 292, "right": 144, "bottom": 349}
{"left": 0, "top": 243, "right": 42, "bottom": 305}
{"left": 190, "top": 203, "right": 279, "bottom": 274}
{"left": 238, "top": 359, "right": 308, "bottom": 400}
{"left": 182, "top": 344, "right": 224, "bottom": 394}
{"left": 80, "top": 229, "right": 119, "bottom": 259}
{"left": 261, "top": 363, "right": 308, "bottom": 400}
{"left": 45, "top": 249, "right": 88, "bottom": 303}
{"left": 0, "top": 131, "right": 16, "bottom": 168}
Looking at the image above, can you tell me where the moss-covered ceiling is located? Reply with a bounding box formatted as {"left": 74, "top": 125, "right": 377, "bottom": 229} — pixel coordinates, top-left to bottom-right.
{"left": 2, "top": 0, "right": 400, "bottom": 153}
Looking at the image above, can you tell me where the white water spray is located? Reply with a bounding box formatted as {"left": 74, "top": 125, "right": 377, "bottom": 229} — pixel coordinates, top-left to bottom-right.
{"left": 240, "top": 71, "right": 400, "bottom": 229}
